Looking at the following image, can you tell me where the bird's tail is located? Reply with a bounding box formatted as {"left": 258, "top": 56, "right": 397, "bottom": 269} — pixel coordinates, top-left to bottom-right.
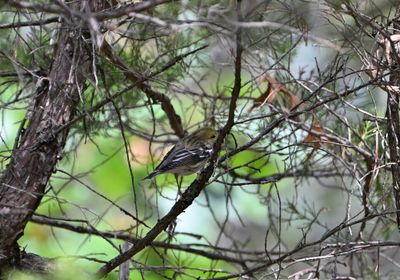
{"left": 143, "top": 170, "right": 160, "bottom": 180}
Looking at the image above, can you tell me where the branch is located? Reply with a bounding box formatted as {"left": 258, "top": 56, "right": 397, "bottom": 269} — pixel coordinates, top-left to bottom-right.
{"left": 19, "top": 251, "right": 56, "bottom": 274}
{"left": 210, "top": 211, "right": 398, "bottom": 280}
{"left": 6, "top": 0, "right": 65, "bottom": 15}
{"left": 48, "top": 44, "right": 206, "bottom": 140}
{"left": 29, "top": 215, "right": 249, "bottom": 265}
{"left": 0, "top": 17, "right": 59, "bottom": 29}
{"left": 99, "top": 40, "right": 185, "bottom": 138}
{"left": 94, "top": 0, "right": 173, "bottom": 21}
{"left": 6, "top": 0, "right": 173, "bottom": 21}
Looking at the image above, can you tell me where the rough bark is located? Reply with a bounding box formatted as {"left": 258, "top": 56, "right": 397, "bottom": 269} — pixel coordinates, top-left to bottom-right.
{"left": 0, "top": 0, "right": 105, "bottom": 272}
{"left": 387, "top": 5, "right": 400, "bottom": 231}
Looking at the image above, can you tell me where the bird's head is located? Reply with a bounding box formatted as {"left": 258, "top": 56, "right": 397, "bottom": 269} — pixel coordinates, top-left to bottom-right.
{"left": 184, "top": 127, "right": 217, "bottom": 146}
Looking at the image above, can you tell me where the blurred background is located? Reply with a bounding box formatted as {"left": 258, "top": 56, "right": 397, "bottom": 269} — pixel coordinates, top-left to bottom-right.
{"left": 1, "top": 0, "right": 400, "bottom": 279}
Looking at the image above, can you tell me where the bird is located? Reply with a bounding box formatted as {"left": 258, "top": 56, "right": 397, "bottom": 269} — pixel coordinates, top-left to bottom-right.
{"left": 144, "top": 127, "right": 217, "bottom": 179}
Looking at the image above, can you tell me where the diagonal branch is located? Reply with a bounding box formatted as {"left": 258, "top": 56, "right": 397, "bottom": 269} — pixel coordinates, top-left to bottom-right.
{"left": 99, "top": 40, "right": 185, "bottom": 138}
{"left": 46, "top": 44, "right": 207, "bottom": 140}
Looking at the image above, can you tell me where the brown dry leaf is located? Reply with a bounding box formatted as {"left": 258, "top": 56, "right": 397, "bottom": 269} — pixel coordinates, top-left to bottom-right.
{"left": 287, "top": 92, "right": 301, "bottom": 109}
{"left": 250, "top": 82, "right": 272, "bottom": 109}
{"left": 250, "top": 75, "right": 301, "bottom": 112}
{"left": 303, "top": 125, "right": 324, "bottom": 146}
{"left": 303, "top": 124, "right": 325, "bottom": 161}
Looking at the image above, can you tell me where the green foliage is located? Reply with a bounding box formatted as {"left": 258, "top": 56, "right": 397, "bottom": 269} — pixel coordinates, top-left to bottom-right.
{"left": 230, "top": 150, "right": 278, "bottom": 179}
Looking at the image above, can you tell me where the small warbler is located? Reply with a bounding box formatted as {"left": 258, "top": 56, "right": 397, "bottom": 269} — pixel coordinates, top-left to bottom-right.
{"left": 144, "top": 127, "right": 217, "bottom": 179}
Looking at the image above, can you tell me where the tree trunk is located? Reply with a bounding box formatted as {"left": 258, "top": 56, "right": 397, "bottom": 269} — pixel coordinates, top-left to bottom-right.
{"left": 0, "top": 0, "right": 105, "bottom": 271}
{"left": 387, "top": 4, "right": 400, "bottom": 231}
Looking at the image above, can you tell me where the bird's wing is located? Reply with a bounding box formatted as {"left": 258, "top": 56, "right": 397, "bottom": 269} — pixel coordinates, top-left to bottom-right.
{"left": 159, "top": 147, "right": 212, "bottom": 171}
{"left": 154, "top": 144, "right": 178, "bottom": 171}
{"left": 143, "top": 145, "right": 179, "bottom": 179}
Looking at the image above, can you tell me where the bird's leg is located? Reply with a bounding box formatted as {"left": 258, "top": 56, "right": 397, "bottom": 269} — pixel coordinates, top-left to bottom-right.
{"left": 165, "top": 175, "right": 183, "bottom": 246}
{"left": 174, "top": 174, "right": 183, "bottom": 197}
{"left": 165, "top": 218, "right": 177, "bottom": 248}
